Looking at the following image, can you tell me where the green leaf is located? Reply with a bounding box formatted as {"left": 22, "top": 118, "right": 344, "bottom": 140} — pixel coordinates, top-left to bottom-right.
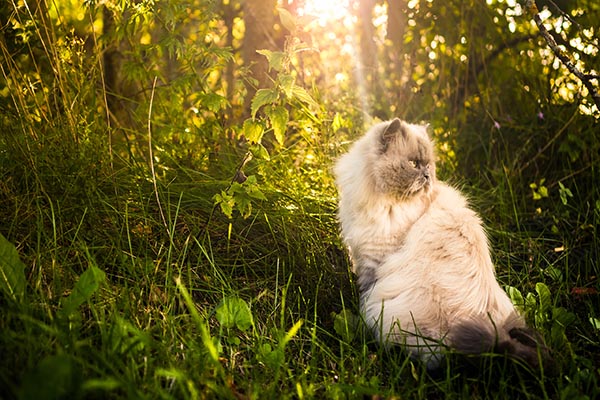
{"left": 550, "top": 322, "right": 567, "bottom": 348}
{"left": 291, "top": 86, "right": 319, "bottom": 109}
{"left": 257, "top": 343, "right": 285, "bottom": 370}
{"left": 215, "top": 297, "right": 254, "bottom": 331}
{"left": 534, "top": 282, "right": 551, "bottom": 327}
{"left": 333, "top": 309, "right": 360, "bottom": 342}
{"left": 590, "top": 317, "right": 600, "bottom": 330}
{"left": 277, "top": 7, "right": 296, "bottom": 32}
{"left": 535, "top": 282, "right": 552, "bottom": 314}
{"left": 544, "top": 266, "right": 563, "bottom": 282}
{"left": 268, "top": 106, "right": 289, "bottom": 145}
{"left": 244, "top": 176, "right": 268, "bottom": 201}
{"left": 59, "top": 266, "right": 105, "bottom": 318}
{"left": 243, "top": 119, "right": 265, "bottom": 143}
{"left": 552, "top": 307, "right": 575, "bottom": 326}
{"left": 213, "top": 191, "right": 234, "bottom": 219}
{"left": 0, "top": 233, "right": 27, "bottom": 303}
{"left": 251, "top": 88, "right": 279, "bottom": 119}
{"left": 256, "top": 49, "right": 286, "bottom": 72}
{"left": 558, "top": 182, "right": 573, "bottom": 205}
{"left": 250, "top": 142, "right": 270, "bottom": 161}
{"left": 278, "top": 74, "right": 295, "bottom": 98}
{"left": 229, "top": 182, "right": 253, "bottom": 218}
{"left": 332, "top": 112, "right": 345, "bottom": 132}
{"left": 505, "top": 285, "right": 524, "bottom": 310}
{"left": 199, "top": 93, "right": 229, "bottom": 113}
{"left": 525, "top": 291, "right": 537, "bottom": 314}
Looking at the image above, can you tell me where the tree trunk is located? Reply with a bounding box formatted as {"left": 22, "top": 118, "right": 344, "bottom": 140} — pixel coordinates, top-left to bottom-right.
{"left": 386, "top": 0, "right": 407, "bottom": 46}
{"left": 354, "top": 0, "right": 387, "bottom": 118}
{"left": 241, "top": 0, "right": 278, "bottom": 116}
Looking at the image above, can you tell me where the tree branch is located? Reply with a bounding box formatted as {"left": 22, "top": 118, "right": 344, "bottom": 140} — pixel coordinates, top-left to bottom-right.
{"left": 525, "top": 0, "right": 600, "bottom": 112}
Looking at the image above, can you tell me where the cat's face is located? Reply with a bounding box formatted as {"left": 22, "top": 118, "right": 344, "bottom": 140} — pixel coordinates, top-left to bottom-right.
{"left": 371, "top": 119, "right": 436, "bottom": 198}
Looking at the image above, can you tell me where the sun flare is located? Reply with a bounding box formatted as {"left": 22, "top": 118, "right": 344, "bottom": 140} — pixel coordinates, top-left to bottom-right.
{"left": 296, "top": 0, "right": 353, "bottom": 27}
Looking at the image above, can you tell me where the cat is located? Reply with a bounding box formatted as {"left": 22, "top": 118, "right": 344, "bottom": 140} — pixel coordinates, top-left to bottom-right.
{"left": 334, "top": 118, "right": 551, "bottom": 371}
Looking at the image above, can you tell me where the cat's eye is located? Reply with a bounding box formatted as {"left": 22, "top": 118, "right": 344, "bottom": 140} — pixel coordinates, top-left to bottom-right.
{"left": 408, "top": 160, "right": 418, "bottom": 168}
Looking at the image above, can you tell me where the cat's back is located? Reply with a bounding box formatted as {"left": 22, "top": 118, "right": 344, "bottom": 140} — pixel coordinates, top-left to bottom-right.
{"left": 419, "top": 182, "right": 486, "bottom": 243}
{"left": 401, "top": 182, "right": 493, "bottom": 280}
{"left": 429, "top": 182, "right": 471, "bottom": 216}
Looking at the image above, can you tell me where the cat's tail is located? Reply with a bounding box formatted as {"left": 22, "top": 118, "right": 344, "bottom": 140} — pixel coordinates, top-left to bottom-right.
{"left": 448, "top": 315, "right": 556, "bottom": 374}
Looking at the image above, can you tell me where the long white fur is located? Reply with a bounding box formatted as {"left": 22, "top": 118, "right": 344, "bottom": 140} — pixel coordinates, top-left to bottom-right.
{"left": 334, "top": 120, "right": 524, "bottom": 368}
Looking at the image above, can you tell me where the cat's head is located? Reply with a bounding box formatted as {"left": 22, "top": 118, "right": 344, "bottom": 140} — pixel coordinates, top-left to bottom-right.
{"left": 370, "top": 118, "right": 436, "bottom": 198}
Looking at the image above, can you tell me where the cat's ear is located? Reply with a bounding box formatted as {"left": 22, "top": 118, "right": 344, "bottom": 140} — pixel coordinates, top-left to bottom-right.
{"left": 380, "top": 118, "right": 406, "bottom": 152}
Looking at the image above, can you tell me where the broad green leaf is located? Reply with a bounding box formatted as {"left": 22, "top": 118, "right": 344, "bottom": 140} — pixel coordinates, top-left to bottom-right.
{"left": 199, "top": 93, "right": 229, "bottom": 113}
{"left": 215, "top": 297, "right": 254, "bottom": 331}
{"left": 256, "top": 49, "right": 286, "bottom": 72}
{"left": 535, "top": 282, "right": 552, "bottom": 314}
{"left": 331, "top": 112, "right": 345, "bottom": 132}
{"left": 544, "top": 266, "right": 563, "bottom": 282}
{"left": 550, "top": 323, "right": 567, "bottom": 348}
{"left": 228, "top": 180, "right": 258, "bottom": 219}
{"left": 505, "top": 285, "right": 524, "bottom": 310}
{"left": 277, "top": 7, "right": 296, "bottom": 32}
{"left": 291, "top": 86, "right": 319, "bottom": 109}
{"left": 552, "top": 307, "right": 575, "bottom": 326}
{"left": 243, "top": 174, "right": 259, "bottom": 186}
{"left": 244, "top": 176, "right": 268, "bottom": 201}
{"left": 590, "top": 317, "right": 600, "bottom": 330}
{"left": 59, "top": 266, "right": 105, "bottom": 318}
{"left": 525, "top": 291, "right": 537, "bottom": 312}
{"left": 0, "top": 233, "right": 27, "bottom": 303}
{"left": 333, "top": 309, "right": 360, "bottom": 342}
{"left": 534, "top": 282, "right": 551, "bottom": 327}
{"left": 257, "top": 343, "right": 285, "bottom": 370}
{"left": 243, "top": 119, "right": 265, "bottom": 143}
{"left": 214, "top": 191, "right": 234, "bottom": 219}
{"left": 278, "top": 74, "right": 295, "bottom": 98}
{"left": 251, "top": 88, "right": 278, "bottom": 119}
{"left": 268, "top": 106, "right": 289, "bottom": 145}
{"left": 250, "top": 142, "right": 270, "bottom": 161}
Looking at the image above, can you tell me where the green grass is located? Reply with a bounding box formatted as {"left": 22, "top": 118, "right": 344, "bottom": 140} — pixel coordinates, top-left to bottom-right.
{"left": 1, "top": 137, "right": 599, "bottom": 399}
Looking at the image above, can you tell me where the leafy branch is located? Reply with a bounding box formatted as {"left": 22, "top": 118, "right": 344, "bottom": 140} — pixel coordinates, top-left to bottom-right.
{"left": 525, "top": 0, "right": 600, "bottom": 111}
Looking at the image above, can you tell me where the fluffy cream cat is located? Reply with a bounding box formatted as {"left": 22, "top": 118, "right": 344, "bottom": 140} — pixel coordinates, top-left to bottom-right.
{"left": 334, "top": 118, "right": 550, "bottom": 370}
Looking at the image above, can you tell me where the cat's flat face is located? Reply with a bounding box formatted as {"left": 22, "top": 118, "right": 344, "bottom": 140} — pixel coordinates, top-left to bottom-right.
{"left": 371, "top": 119, "right": 436, "bottom": 198}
